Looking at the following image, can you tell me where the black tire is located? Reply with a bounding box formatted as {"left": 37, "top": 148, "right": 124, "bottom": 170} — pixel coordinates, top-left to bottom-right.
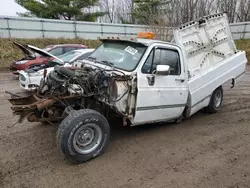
{"left": 56, "top": 109, "right": 110, "bottom": 164}
{"left": 205, "top": 86, "right": 223, "bottom": 114}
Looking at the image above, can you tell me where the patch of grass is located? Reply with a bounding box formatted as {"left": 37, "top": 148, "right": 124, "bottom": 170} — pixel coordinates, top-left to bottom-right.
{"left": 235, "top": 39, "right": 250, "bottom": 62}
{"left": 0, "top": 38, "right": 101, "bottom": 68}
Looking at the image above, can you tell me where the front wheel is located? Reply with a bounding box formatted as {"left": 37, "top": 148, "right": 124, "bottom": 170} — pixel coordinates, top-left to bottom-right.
{"left": 205, "top": 86, "right": 223, "bottom": 114}
{"left": 56, "top": 109, "right": 110, "bottom": 164}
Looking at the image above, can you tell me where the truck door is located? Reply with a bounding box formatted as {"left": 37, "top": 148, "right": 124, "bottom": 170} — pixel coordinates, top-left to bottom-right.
{"left": 133, "top": 44, "right": 189, "bottom": 125}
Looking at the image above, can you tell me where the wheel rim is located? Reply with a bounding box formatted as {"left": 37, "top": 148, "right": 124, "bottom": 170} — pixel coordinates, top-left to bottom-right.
{"left": 214, "top": 90, "right": 222, "bottom": 108}
{"left": 73, "top": 123, "right": 102, "bottom": 155}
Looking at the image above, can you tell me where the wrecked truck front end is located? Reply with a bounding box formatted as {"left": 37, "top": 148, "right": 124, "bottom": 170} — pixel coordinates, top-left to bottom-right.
{"left": 8, "top": 38, "right": 147, "bottom": 126}
{"left": 7, "top": 36, "right": 150, "bottom": 163}
{"left": 8, "top": 64, "right": 137, "bottom": 126}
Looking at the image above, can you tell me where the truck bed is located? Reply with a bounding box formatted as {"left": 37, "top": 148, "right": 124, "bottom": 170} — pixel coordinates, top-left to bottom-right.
{"left": 173, "top": 13, "right": 247, "bottom": 116}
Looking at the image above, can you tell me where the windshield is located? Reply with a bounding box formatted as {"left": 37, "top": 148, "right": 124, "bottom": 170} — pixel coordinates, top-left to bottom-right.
{"left": 88, "top": 41, "right": 147, "bottom": 71}
{"left": 54, "top": 51, "right": 82, "bottom": 63}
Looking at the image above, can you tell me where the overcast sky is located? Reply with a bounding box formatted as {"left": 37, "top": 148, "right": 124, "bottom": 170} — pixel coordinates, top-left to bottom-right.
{"left": 0, "top": 0, "right": 26, "bottom": 16}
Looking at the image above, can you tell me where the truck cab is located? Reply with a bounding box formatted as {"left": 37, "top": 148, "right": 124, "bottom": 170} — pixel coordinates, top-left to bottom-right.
{"left": 129, "top": 38, "right": 189, "bottom": 125}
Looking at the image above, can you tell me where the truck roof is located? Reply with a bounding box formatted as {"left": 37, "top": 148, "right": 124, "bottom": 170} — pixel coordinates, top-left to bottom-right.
{"left": 134, "top": 38, "right": 174, "bottom": 46}
{"left": 99, "top": 37, "right": 177, "bottom": 48}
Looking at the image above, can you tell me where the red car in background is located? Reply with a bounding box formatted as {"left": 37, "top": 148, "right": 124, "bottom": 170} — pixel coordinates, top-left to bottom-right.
{"left": 10, "top": 43, "right": 88, "bottom": 74}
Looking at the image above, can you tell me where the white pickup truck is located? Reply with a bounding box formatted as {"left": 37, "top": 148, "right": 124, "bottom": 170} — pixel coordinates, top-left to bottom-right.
{"left": 8, "top": 13, "right": 247, "bottom": 164}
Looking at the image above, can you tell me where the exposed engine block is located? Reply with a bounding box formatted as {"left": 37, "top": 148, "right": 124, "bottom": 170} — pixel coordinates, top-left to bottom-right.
{"left": 39, "top": 65, "right": 110, "bottom": 99}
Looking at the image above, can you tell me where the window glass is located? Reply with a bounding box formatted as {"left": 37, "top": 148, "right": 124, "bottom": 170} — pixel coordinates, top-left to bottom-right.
{"left": 52, "top": 50, "right": 81, "bottom": 63}
{"left": 64, "top": 47, "right": 77, "bottom": 53}
{"left": 48, "top": 47, "right": 63, "bottom": 56}
{"left": 142, "top": 48, "right": 181, "bottom": 75}
{"left": 141, "top": 50, "right": 154, "bottom": 74}
{"left": 89, "top": 41, "right": 147, "bottom": 71}
{"left": 76, "top": 52, "right": 92, "bottom": 61}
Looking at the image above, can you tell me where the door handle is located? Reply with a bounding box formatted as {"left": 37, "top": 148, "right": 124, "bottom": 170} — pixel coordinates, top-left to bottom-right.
{"left": 175, "top": 78, "right": 185, "bottom": 83}
{"left": 146, "top": 75, "right": 155, "bottom": 86}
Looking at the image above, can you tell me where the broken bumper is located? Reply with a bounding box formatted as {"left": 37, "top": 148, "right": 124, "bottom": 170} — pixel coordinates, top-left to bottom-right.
{"left": 7, "top": 91, "right": 81, "bottom": 125}
{"left": 7, "top": 91, "right": 57, "bottom": 124}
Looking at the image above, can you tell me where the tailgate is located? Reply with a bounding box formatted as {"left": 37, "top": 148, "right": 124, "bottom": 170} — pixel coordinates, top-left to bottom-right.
{"left": 173, "top": 13, "right": 237, "bottom": 78}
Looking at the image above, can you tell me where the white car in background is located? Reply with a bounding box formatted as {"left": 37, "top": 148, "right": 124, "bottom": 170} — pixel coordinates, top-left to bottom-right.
{"left": 19, "top": 48, "right": 95, "bottom": 90}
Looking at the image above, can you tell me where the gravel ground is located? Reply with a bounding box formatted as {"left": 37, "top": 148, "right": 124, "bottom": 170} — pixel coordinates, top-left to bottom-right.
{"left": 0, "top": 70, "right": 250, "bottom": 188}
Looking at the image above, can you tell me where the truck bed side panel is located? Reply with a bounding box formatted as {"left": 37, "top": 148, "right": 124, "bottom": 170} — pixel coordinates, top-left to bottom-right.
{"left": 188, "top": 51, "right": 247, "bottom": 116}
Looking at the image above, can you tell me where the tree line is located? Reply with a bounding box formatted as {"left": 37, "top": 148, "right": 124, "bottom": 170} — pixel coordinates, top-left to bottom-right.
{"left": 16, "top": 0, "right": 250, "bottom": 26}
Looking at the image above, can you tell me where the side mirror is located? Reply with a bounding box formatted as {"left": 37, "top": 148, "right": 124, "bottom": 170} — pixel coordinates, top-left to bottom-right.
{"left": 156, "top": 65, "right": 170, "bottom": 76}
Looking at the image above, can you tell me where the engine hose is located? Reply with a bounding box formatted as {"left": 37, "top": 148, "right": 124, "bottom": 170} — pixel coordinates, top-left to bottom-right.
{"left": 58, "top": 67, "right": 75, "bottom": 78}
{"left": 50, "top": 72, "right": 65, "bottom": 83}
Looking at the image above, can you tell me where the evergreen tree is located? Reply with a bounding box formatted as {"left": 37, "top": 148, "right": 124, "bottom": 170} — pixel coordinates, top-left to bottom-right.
{"left": 15, "top": 0, "right": 106, "bottom": 21}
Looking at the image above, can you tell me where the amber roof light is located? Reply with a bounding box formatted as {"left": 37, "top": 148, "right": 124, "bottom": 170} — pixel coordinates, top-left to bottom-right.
{"left": 136, "top": 32, "right": 154, "bottom": 39}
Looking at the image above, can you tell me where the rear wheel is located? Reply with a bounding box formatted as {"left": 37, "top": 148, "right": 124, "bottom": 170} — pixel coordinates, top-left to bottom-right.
{"left": 56, "top": 109, "right": 110, "bottom": 164}
{"left": 205, "top": 86, "right": 223, "bottom": 114}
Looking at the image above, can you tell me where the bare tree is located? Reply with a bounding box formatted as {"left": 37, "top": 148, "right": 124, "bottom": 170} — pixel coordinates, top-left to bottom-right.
{"left": 98, "top": 0, "right": 250, "bottom": 24}
{"left": 96, "top": 0, "right": 249, "bottom": 41}
{"left": 236, "top": 0, "right": 250, "bottom": 22}
{"left": 100, "top": 0, "right": 116, "bottom": 23}
{"left": 215, "top": 0, "right": 237, "bottom": 22}
{"left": 98, "top": 0, "right": 133, "bottom": 23}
